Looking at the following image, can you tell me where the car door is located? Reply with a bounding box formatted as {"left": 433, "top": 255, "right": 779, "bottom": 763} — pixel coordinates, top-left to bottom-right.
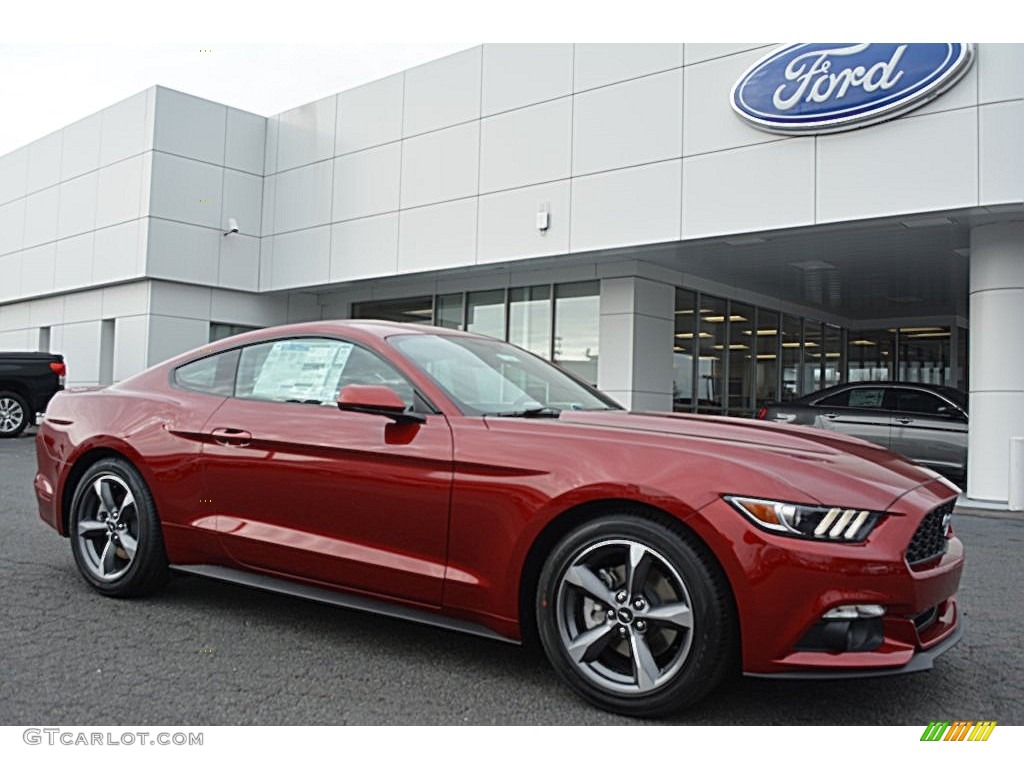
{"left": 889, "top": 387, "right": 968, "bottom": 476}
{"left": 811, "top": 386, "right": 894, "bottom": 450}
{"left": 201, "top": 336, "right": 453, "bottom": 606}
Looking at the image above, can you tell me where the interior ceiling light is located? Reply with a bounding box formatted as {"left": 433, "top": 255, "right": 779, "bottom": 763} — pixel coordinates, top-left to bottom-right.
{"left": 908, "top": 332, "right": 952, "bottom": 338}
{"left": 703, "top": 315, "right": 748, "bottom": 323}
{"left": 742, "top": 329, "right": 778, "bottom": 336}
{"left": 675, "top": 332, "right": 713, "bottom": 339}
{"left": 850, "top": 339, "right": 878, "bottom": 346}
{"left": 755, "top": 354, "right": 777, "bottom": 360}
{"left": 712, "top": 344, "right": 750, "bottom": 350}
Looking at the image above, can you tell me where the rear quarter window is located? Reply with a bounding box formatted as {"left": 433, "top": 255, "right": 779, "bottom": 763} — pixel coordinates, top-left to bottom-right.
{"left": 173, "top": 350, "right": 239, "bottom": 396}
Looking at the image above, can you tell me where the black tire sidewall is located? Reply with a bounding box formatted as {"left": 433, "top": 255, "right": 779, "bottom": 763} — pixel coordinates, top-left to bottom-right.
{"left": 536, "top": 514, "right": 734, "bottom": 718}
{"left": 0, "top": 391, "right": 30, "bottom": 438}
{"left": 69, "top": 457, "right": 168, "bottom": 597}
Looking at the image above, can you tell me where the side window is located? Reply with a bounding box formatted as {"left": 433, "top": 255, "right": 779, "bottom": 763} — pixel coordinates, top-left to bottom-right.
{"left": 174, "top": 350, "right": 239, "bottom": 396}
{"left": 894, "top": 390, "right": 948, "bottom": 415}
{"left": 817, "top": 388, "right": 887, "bottom": 409}
{"left": 235, "top": 338, "right": 415, "bottom": 408}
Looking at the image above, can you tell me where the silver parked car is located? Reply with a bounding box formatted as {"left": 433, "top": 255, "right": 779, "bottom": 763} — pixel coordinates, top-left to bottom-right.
{"left": 758, "top": 383, "right": 968, "bottom": 482}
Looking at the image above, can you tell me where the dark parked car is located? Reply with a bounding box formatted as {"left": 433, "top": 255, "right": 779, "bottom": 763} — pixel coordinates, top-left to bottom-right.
{"left": 35, "top": 322, "right": 963, "bottom": 717}
{"left": 758, "top": 382, "right": 968, "bottom": 483}
{"left": 0, "top": 351, "right": 66, "bottom": 437}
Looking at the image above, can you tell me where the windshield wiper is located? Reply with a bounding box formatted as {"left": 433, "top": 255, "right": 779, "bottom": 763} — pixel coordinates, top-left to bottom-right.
{"left": 490, "top": 406, "right": 562, "bottom": 418}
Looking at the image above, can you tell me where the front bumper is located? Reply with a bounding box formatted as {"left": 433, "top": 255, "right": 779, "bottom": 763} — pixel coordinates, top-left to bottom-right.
{"left": 689, "top": 478, "right": 964, "bottom": 676}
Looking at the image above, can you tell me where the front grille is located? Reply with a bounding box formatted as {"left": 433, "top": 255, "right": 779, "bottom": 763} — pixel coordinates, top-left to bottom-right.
{"left": 906, "top": 500, "right": 954, "bottom": 566}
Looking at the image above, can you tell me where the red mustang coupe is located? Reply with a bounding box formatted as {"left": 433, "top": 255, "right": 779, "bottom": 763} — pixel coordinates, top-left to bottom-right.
{"left": 34, "top": 320, "right": 964, "bottom": 717}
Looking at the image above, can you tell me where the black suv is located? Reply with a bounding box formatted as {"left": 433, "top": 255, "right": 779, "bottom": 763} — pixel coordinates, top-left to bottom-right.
{"left": 0, "top": 352, "right": 66, "bottom": 438}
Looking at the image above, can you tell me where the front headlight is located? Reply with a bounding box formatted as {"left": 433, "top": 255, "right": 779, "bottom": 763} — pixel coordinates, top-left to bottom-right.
{"left": 725, "top": 495, "right": 883, "bottom": 542}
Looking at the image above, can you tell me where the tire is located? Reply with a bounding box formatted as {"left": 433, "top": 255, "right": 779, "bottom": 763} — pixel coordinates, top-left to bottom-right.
{"left": 536, "top": 513, "right": 736, "bottom": 718}
{"left": 68, "top": 457, "right": 169, "bottom": 597}
{"left": 0, "top": 391, "right": 31, "bottom": 438}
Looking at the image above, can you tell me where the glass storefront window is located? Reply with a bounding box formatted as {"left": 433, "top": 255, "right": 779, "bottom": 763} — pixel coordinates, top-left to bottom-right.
{"left": 352, "top": 296, "right": 433, "bottom": 324}
{"left": 726, "top": 302, "right": 753, "bottom": 416}
{"left": 802, "top": 319, "right": 823, "bottom": 394}
{"left": 553, "top": 281, "right": 599, "bottom": 385}
{"left": 753, "top": 309, "right": 779, "bottom": 409}
{"left": 435, "top": 293, "right": 464, "bottom": 330}
{"left": 822, "top": 324, "right": 843, "bottom": 389}
{"left": 209, "top": 322, "right": 260, "bottom": 343}
{"left": 898, "top": 326, "right": 951, "bottom": 385}
{"left": 466, "top": 290, "right": 507, "bottom": 340}
{"left": 780, "top": 314, "right": 802, "bottom": 400}
{"left": 508, "top": 285, "right": 552, "bottom": 358}
{"left": 847, "top": 329, "right": 895, "bottom": 382}
{"left": 696, "top": 295, "right": 727, "bottom": 413}
{"left": 672, "top": 289, "right": 697, "bottom": 412}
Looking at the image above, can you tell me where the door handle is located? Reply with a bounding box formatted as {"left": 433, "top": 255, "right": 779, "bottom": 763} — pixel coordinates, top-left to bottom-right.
{"left": 210, "top": 427, "right": 252, "bottom": 447}
{"left": 896, "top": 417, "right": 913, "bottom": 425}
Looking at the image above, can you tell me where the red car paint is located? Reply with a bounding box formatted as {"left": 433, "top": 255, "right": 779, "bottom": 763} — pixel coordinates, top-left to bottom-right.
{"left": 34, "top": 320, "right": 963, "bottom": 675}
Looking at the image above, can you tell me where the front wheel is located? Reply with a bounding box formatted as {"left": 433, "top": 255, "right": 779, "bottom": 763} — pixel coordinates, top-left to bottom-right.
{"left": 69, "top": 457, "right": 169, "bottom": 597}
{"left": 536, "top": 514, "right": 736, "bottom": 718}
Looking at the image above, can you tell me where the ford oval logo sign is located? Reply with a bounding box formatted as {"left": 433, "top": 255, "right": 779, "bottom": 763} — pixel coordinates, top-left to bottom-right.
{"left": 731, "top": 43, "right": 974, "bottom": 134}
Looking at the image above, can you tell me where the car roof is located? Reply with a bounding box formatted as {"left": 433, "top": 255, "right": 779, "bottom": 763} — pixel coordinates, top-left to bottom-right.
{"left": 796, "top": 381, "right": 967, "bottom": 403}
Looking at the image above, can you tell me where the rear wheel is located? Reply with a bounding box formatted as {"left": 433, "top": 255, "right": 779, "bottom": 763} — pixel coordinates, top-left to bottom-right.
{"left": 536, "top": 514, "right": 736, "bottom": 718}
{"left": 0, "top": 391, "right": 30, "bottom": 438}
{"left": 69, "top": 458, "right": 169, "bottom": 597}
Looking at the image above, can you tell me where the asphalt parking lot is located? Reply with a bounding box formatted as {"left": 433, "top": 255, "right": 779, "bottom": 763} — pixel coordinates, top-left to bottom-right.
{"left": 1, "top": 430, "right": 1021, "bottom": 726}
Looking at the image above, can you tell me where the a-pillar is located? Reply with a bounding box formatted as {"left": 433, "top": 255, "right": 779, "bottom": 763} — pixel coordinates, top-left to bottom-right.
{"left": 968, "top": 221, "right": 1024, "bottom": 506}
{"left": 597, "top": 277, "right": 675, "bottom": 412}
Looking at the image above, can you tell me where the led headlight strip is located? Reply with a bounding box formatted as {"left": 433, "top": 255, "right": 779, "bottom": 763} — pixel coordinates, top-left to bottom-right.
{"left": 725, "top": 496, "right": 883, "bottom": 542}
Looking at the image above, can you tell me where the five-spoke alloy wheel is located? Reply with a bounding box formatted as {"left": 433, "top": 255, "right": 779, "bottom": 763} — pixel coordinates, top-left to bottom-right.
{"left": 69, "top": 458, "right": 169, "bottom": 597}
{"left": 537, "top": 514, "right": 736, "bottom": 718}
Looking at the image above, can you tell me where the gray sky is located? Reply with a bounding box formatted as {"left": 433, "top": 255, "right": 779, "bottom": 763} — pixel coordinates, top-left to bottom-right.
{"left": 0, "top": 43, "right": 471, "bottom": 157}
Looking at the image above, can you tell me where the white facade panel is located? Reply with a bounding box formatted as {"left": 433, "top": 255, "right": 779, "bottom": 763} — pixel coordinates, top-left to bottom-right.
{"left": 22, "top": 186, "right": 60, "bottom": 249}
{"left": 222, "top": 169, "right": 263, "bottom": 237}
{"left": 61, "top": 321, "right": 103, "bottom": 383}
{"left": 268, "top": 225, "right": 331, "bottom": 290}
{"left": 479, "top": 98, "right": 572, "bottom": 194}
{"left": 26, "top": 131, "right": 63, "bottom": 194}
{"left": 211, "top": 288, "right": 288, "bottom": 327}
{"left": 153, "top": 87, "right": 226, "bottom": 165}
{"left": 682, "top": 138, "right": 815, "bottom": 238}
{"left": 54, "top": 233, "right": 94, "bottom": 292}
{"left": 574, "top": 44, "right": 683, "bottom": 92}
{"left": 332, "top": 142, "right": 402, "bottom": 221}
{"left": 147, "top": 218, "right": 219, "bottom": 285}
{"left": 978, "top": 43, "right": 1024, "bottom": 103}
{"left": 0, "top": 300, "right": 31, "bottom": 331}
{"left": 816, "top": 108, "right": 979, "bottom": 223}
{"left": 150, "top": 281, "right": 212, "bottom": 320}
{"left": 330, "top": 213, "right": 399, "bottom": 282}
{"left": 218, "top": 233, "right": 260, "bottom": 292}
{"left": 481, "top": 44, "right": 574, "bottom": 116}
{"left": 63, "top": 290, "right": 103, "bottom": 323}
{"left": 276, "top": 95, "right": 337, "bottom": 172}
{"left": 403, "top": 47, "right": 482, "bottom": 137}
{"left": 263, "top": 115, "right": 280, "bottom": 176}
{"left": 0, "top": 146, "right": 29, "bottom": 205}
{"left": 225, "top": 108, "right": 267, "bottom": 176}
{"left": 28, "top": 296, "right": 63, "bottom": 329}
{"left": 271, "top": 159, "right": 332, "bottom": 234}
{"left": 100, "top": 90, "right": 152, "bottom": 167}
{"left": 397, "top": 197, "right": 477, "bottom": 273}
{"left": 980, "top": 101, "right": 1024, "bottom": 205}
{"left": 570, "top": 160, "right": 682, "bottom": 253}
{"left": 21, "top": 243, "right": 56, "bottom": 297}
{"left": 57, "top": 171, "right": 98, "bottom": 239}
{"left": 112, "top": 314, "right": 149, "bottom": 381}
{"left": 260, "top": 175, "right": 276, "bottom": 237}
{"left": 96, "top": 155, "right": 145, "bottom": 230}
{"left": 93, "top": 219, "right": 145, "bottom": 284}
{"left": 683, "top": 48, "right": 784, "bottom": 157}
{"left": 683, "top": 43, "right": 771, "bottom": 65}
{"left": 572, "top": 69, "right": 683, "bottom": 176}
{"left": 147, "top": 314, "right": 208, "bottom": 366}
{"left": 477, "top": 181, "right": 570, "bottom": 264}
{"left": 0, "top": 199, "right": 25, "bottom": 256}
{"left": 101, "top": 282, "right": 149, "bottom": 317}
{"left": 0, "top": 328, "right": 33, "bottom": 350}
{"left": 400, "top": 122, "right": 480, "bottom": 209}
{"left": 149, "top": 152, "right": 223, "bottom": 229}
{"left": 336, "top": 73, "right": 405, "bottom": 155}
{"left": 60, "top": 113, "right": 101, "bottom": 181}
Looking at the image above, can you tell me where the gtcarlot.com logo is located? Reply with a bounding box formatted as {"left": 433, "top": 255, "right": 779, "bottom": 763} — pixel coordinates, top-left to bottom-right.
{"left": 920, "top": 721, "right": 997, "bottom": 742}
{"left": 23, "top": 729, "right": 203, "bottom": 746}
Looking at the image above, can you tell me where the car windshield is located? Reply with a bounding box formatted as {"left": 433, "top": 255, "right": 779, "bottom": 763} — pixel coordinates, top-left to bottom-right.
{"left": 390, "top": 333, "right": 619, "bottom": 416}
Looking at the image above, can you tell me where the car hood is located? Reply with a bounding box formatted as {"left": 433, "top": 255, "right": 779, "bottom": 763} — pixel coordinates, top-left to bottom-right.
{"left": 551, "top": 410, "right": 945, "bottom": 512}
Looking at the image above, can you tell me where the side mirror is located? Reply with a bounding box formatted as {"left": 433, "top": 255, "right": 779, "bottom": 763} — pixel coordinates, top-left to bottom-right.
{"left": 337, "top": 385, "right": 425, "bottom": 424}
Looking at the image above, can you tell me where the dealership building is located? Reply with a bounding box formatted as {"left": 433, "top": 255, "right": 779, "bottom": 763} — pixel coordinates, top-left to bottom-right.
{"left": 0, "top": 43, "right": 1021, "bottom": 505}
